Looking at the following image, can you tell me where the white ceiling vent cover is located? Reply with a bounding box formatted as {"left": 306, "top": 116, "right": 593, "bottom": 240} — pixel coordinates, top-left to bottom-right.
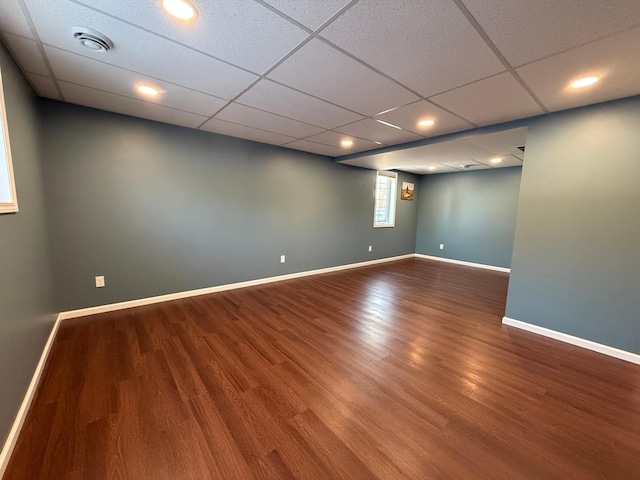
{"left": 71, "top": 26, "right": 113, "bottom": 52}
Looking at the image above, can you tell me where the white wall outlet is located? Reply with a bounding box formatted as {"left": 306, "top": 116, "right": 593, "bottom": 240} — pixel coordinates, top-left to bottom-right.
{"left": 95, "top": 275, "right": 105, "bottom": 288}
{"left": 439, "top": 243, "right": 444, "bottom": 250}
{"left": 368, "top": 245, "right": 372, "bottom": 252}
{"left": 280, "top": 255, "right": 286, "bottom": 263}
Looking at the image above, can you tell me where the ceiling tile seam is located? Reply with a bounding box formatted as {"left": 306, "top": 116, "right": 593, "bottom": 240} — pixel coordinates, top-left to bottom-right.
{"left": 56, "top": 80, "right": 210, "bottom": 118}
{"left": 198, "top": 117, "right": 300, "bottom": 141}
{"left": 511, "top": 23, "right": 640, "bottom": 70}
{"left": 296, "top": 129, "right": 385, "bottom": 148}
{"left": 40, "top": 44, "right": 231, "bottom": 102}
{"left": 214, "top": 101, "right": 328, "bottom": 131}
{"left": 195, "top": 33, "right": 324, "bottom": 128}
{"left": 16, "top": 0, "right": 65, "bottom": 100}
{"left": 69, "top": 0, "right": 263, "bottom": 78}
{"left": 262, "top": 77, "right": 370, "bottom": 117}
{"left": 251, "top": 0, "right": 314, "bottom": 34}
{"left": 368, "top": 98, "right": 480, "bottom": 134}
{"left": 0, "top": 31, "right": 47, "bottom": 93}
{"left": 451, "top": 0, "right": 549, "bottom": 114}
{"left": 239, "top": 0, "right": 360, "bottom": 81}
{"left": 314, "top": 36, "right": 482, "bottom": 127}
{"left": 280, "top": 136, "right": 354, "bottom": 151}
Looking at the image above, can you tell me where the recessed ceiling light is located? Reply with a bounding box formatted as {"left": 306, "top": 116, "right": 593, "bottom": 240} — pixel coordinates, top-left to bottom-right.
{"left": 417, "top": 119, "right": 435, "bottom": 128}
{"left": 427, "top": 165, "right": 436, "bottom": 171}
{"left": 341, "top": 139, "right": 354, "bottom": 148}
{"left": 570, "top": 76, "right": 599, "bottom": 89}
{"left": 490, "top": 157, "right": 502, "bottom": 164}
{"left": 137, "top": 85, "right": 160, "bottom": 96}
{"left": 162, "top": 0, "right": 198, "bottom": 20}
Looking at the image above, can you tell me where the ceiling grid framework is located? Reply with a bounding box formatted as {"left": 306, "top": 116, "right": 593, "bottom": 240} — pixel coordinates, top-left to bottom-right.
{"left": 0, "top": 0, "right": 638, "bottom": 169}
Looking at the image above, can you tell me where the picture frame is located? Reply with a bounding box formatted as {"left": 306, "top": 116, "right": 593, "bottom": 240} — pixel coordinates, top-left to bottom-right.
{"left": 401, "top": 182, "right": 414, "bottom": 201}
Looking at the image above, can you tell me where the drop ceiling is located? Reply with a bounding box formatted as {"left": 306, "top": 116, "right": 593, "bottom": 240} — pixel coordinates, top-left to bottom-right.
{"left": 1, "top": 0, "right": 639, "bottom": 161}
{"left": 338, "top": 126, "right": 527, "bottom": 174}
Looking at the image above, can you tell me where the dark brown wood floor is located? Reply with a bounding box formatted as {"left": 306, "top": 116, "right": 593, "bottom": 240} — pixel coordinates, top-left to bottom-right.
{"left": 6, "top": 258, "right": 640, "bottom": 479}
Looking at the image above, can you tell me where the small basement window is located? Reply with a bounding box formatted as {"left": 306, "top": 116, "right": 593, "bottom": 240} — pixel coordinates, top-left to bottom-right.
{"left": 373, "top": 171, "right": 397, "bottom": 227}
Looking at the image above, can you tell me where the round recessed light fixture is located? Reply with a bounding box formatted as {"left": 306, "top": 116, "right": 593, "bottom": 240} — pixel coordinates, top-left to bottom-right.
{"left": 137, "top": 85, "right": 161, "bottom": 96}
{"left": 162, "top": 0, "right": 198, "bottom": 20}
{"left": 417, "top": 119, "right": 435, "bottom": 128}
{"left": 427, "top": 165, "right": 437, "bottom": 171}
{"left": 71, "top": 26, "right": 114, "bottom": 52}
{"left": 570, "top": 76, "right": 599, "bottom": 89}
{"left": 490, "top": 157, "right": 503, "bottom": 164}
{"left": 341, "top": 139, "right": 354, "bottom": 148}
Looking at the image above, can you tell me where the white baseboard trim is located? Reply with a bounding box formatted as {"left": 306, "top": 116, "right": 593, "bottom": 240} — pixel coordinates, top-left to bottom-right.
{"left": 0, "top": 314, "right": 63, "bottom": 478}
{"left": 502, "top": 317, "right": 640, "bottom": 365}
{"left": 414, "top": 254, "right": 510, "bottom": 273}
{"left": 59, "top": 254, "right": 416, "bottom": 320}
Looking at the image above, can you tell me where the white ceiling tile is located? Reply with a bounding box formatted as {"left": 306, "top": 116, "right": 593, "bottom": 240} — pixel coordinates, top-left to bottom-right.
{"left": 27, "top": 73, "right": 61, "bottom": 100}
{"left": 464, "top": 127, "right": 528, "bottom": 156}
{"left": 283, "top": 140, "right": 347, "bottom": 157}
{"left": 375, "top": 100, "right": 475, "bottom": 136}
{"left": 2, "top": 32, "right": 49, "bottom": 76}
{"left": 58, "top": 81, "right": 208, "bottom": 129}
{"left": 199, "top": 118, "right": 297, "bottom": 146}
{"left": 320, "top": 0, "right": 505, "bottom": 97}
{"left": 336, "top": 126, "right": 527, "bottom": 173}
{"left": 24, "top": 0, "right": 257, "bottom": 99}
{"left": 214, "top": 102, "right": 324, "bottom": 138}
{"left": 430, "top": 72, "right": 544, "bottom": 126}
{"left": 516, "top": 27, "right": 640, "bottom": 113}
{"left": 335, "top": 118, "right": 421, "bottom": 145}
{"left": 303, "top": 130, "right": 379, "bottom": 153}
{"left": 262, "top": 0, "right": 352, "bottom": 30}
{"left": 0, "top": 0, "right": 34, "bottom": 38}
{"left": 461, "top": 0, "right": 640, "bottom": 66}
{"left": 410, "top": 164, "right": 459, "bottom": 175}
{"left": 45, "top": 46, "right": 227, "bottom": 117}
{"left": 268, "top": 38, "right": 419, "bottom": 116}
{"left": 74, "top": 0, "right": 308, "bottom": 73}
{"left": 474, "top": 155, "right": 523, "bottom": 168}
{"left": 236, "top": 79, "right": 363, "bottom": 129}
{"left": 439, "top": 159, "right": 490, "bottom": 171}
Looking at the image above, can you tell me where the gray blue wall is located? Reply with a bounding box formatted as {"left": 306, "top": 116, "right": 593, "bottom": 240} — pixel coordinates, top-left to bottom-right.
{"left": 0, "top": 44, "right": 55, "bottom": 443}
{"left": 415, "top": 167, "right": 521, "bottom": 268}
{"left": 40, "top": 100, "right": 418, "bottom": 312}
{"left": 506, "top": 96, "right": 640, "bottom": 353}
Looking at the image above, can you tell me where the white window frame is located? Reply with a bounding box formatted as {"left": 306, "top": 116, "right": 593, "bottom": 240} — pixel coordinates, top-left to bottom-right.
{"left": 373, "top": 170, "right": 397, "bottom": 228}
{"left": 0, "top": 66, "right": 18, "bottom": 214}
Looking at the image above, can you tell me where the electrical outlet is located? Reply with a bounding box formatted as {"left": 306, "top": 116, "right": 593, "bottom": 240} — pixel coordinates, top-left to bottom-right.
{"left": 368, "top": 245, "right": 372, "bottom": 252}
{"left": 95, "top": 275, "right": 105, "bottom": 288}
{"left": 439, "top": 243, "right": 444, "bottom": 250}
{"left": 280, "top": 255, "right": 286, "bottom": 263}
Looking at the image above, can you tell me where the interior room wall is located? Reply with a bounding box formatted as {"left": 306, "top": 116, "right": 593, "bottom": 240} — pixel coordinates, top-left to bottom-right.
{"left": 40, "top": 100, "right": 419, "bottom": 312}
{"left": 415, "top": 167, "right": 522, "bottom": 268}
{"left": 0, "top": 44, "right": 56, "bottom": 444}
{"left": 506, "top": 95, "right": 640, "bottom": 353}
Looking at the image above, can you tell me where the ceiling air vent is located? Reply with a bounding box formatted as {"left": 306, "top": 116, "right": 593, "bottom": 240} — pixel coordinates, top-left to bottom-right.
{"left": 72, "top": 26, "right": 113, "bottom": 52}
{"left": 460, "top": 164, "right": 480, "bottom": 169}
{"left": 517, "top": 145, "right": 526, "bottom": 152}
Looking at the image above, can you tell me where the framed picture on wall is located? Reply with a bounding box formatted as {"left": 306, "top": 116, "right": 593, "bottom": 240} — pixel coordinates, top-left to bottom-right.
{"left": 401, "top": 182, "right": 414, "bottom": 201}
{"left": 0, "top": 66, "right": 18, "bottom": 214}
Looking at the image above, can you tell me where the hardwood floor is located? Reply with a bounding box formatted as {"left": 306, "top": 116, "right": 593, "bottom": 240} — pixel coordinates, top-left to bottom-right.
{"left": 5, "top": 258, "right": 640, "bottom": 479}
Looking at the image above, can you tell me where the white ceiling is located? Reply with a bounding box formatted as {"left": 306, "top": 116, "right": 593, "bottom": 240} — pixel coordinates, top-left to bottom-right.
{"left": 338, "top": 126, "right": 527, "bottom": 174}
{"left": 1, "top": 0, "right": 639, "bottom": 164}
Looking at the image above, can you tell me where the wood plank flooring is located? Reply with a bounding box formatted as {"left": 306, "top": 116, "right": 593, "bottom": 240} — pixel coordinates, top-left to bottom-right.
{"left": 5, "top": 258, "right": 640, "bottom": 479}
